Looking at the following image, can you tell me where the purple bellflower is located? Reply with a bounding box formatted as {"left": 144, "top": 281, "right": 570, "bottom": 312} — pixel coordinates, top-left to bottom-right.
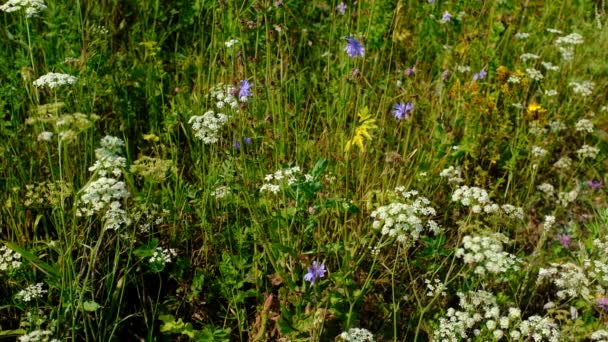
{"left": 304, "top": 261, "right": 326, "bottom": 285}
{"left": 344, "top": 37, "right": 365, "bottom": 58}
{"left": 392, "top": 102, "right": 414, "bottom": 120}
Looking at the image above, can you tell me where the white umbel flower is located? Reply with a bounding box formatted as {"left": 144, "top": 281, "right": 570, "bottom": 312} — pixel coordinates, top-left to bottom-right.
{"left": 33, "top": 72, "right": 78, "bottom": 89}
{"left": 0, "top": 0, "right": 46, "bottom": 17}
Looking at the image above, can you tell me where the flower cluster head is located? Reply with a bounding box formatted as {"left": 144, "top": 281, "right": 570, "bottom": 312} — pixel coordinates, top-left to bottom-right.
{"left": 224, "top": 39, "right": 238, "bottom": 47}
{"left": 370, "top": 188, "right": 441, "bottom": 245}
{"left": 588, "top": 180, "right": 603, "bottom": 190}
{"left": 32, "top": 72, "right": 77, "bottom": 89}
{"left": 76, "top": 177, "right": 130, "bottom": 214}
{"left": 577, "top": 144, "right": 600, "bottom": 159}
{"left": 304, "top": 261, "right": 326, "bottom": 285}
{"left": 211, "top": 185, "right": 231, "bottom": 199}
{"left": 555, "top": 32, "right": 584, "bottom": 46}
{"left": 538, "top": 262, "right": 592, "bottom": 300}
{"left": 344, "top": 37, "right": 365, "bottom": 58}
{"left": 18, "top": 330, "right": 60, "bottom": 342}
{"left": 433, "top": 290, "right": 560, "bottom": 342}
{"left": 569, "top": 81, "right": 595, "bottom": 96}
{"left": 16, "top": 283, "right": 46, "bottom": 302}
{"left": 455, "top": 233, "right": 520, "bottom": 276}
{"left": 209, "top": 83, "right": 239, "bottom": 110}
{"left": 0, "top": 0, "right": 46, "bottom": 18}
{"left": 88, "top": 136, "right": 127, "bottom": 177}
{"left": 439, "top": 166, "right": 464, "bottom": 183}
{"left": 260, "top": 166, "right": 312, "bottom": 194}
{"left": 339, "top": 328, "right": 374, "bottom": 342}
{"left": 0, "top": 244, "right": 22, "bottom": 271}
{"left": 591, "top": 329, "right": 608, "bottom": 341}
{"left": 575, "top": 118, "right": 594, "bottom": 133}
{"left": 451, "top": 185, "right": 524, "bottom": 219}
{"left": 391, "top": 102, "right": 414, "bottom": 120}
{"left": 149, "top": 247, "right": 177, "bottom": 266}
{"left": 188, "top": 110, "right": 229, "bottom": 144}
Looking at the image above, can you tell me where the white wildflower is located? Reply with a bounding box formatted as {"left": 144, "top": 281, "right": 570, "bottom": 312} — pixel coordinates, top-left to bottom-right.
{"left": 16, "top": 283, "right": 46, "bottom": 302}
{"left": 0, "top": 0, "right": 46, "bottom": 18}
{"left": 569, "top": 81, "right": 595, "bottom": 96}
{"left": 520, "top": 53, "right": 540, "bottom": 61}
{"left": 514, "top": 32, "right": 530, "bottom": 39}
{"left": 188, "top": 111, "right": 229, "bottom": 144}
{"left": 577, "top": 144, "right": 599, "bottom": 159}
{"left": 555, "top": 32, "right": 584, "bottom": 45}
{"left": 37, "top": 131, "right": 53, "bottom": 141}
{"left": 32, "top": 72, "right": 78, "bottom": 89}
{"left": 0, "top": 244, "right": 22, "bottom": 271}
{"left": 575, "top": 118, "right": 594, "bottom": 133}
{"left": 526, "top": 68, "right": 543, "bottom": 81}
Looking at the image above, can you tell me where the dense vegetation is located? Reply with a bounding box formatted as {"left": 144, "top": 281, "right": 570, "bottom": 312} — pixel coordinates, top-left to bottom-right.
{"left": 1, "top": 0, "right": 607, "bottom": 341}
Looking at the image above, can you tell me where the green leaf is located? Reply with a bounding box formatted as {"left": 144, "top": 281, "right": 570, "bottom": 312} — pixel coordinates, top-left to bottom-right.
{"left": 83, "top": 300, "right": 101, "bottom": 312}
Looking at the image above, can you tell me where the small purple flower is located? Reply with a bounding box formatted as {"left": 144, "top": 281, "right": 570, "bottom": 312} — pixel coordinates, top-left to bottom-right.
{"left": 344, "top": 37, "right": 365, "bottom": 58}
{"left": 392, "top": 102, "right": 414, "bottom": 120}
{"left": 556, "top": 234, "right": 572, "bottom": 248}
{"left": 473, "top": 68, "right": 487, "bottom": 81}
{"left": 588, "top": 180, "right": 603, "bottom": 190}
{"left": 440, "top": 11, "right": 452, "bottom": 23}
{"left": 337, "top": 2, "right": 347, "bottom": 15}
{"left": 244, "top": 137, "right": 253, "bottom": 145}
{"left": 404, "top": 67, "right": 416, "bottom": 77}
{"left": 232, "top": 140, "right": 241, "bottom": 150}
{"left": 238, "top": 80, "right": 252, "bottom": 101}
{"left": 304, "top": 261, "right": 326, "bottom": 285}
{"left": 597, "top": 297, "right": 608, "bottom": 311}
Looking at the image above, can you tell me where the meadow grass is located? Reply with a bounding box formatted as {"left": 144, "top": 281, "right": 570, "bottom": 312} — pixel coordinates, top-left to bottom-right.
{"left": 1, "top": 0, "right": 608, "bottom": 341}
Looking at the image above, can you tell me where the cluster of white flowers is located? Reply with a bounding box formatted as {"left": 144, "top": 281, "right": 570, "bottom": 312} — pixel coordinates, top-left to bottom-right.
{"left": 520, "top": 53, "right": 540, "bottom": 61}
{"left": 439, "top": 166, "right": 463, "bottom": 183}
{"left": 537, "top": 183, "right": 555, "bottom": 196}
{"left": 541, "top": 61, "right": 559, "bottom": 71}
{"left": 557, "top": 189, "right": 578, "bottom": 207}
{"left": 77, "top": 136, "right": 131, "bottom": 230}
{"left": 0, "top": 244, "right": 22, "bottom": 271}
{"left": 260, "top": 166, "right": 311, "bottom": 194}
{"left": 529, "top": 121, "right": 547, "bottom": 136}
{"left": 543, "top": 215, "right": 556, "bottom": 231}
{"left": 77, "top": 177, "right": 130, "bottom": 216}
{"left": 544, "top": 89, "right": 558, "bottom": 97}
{"left": 451, "top": 186, "right": 523, "bottom": 219}
{"left": 456, "top": 233, "right": 519, "bottom": 276}
{"left": 149, "top": 247, "right": 177, "bottom": 266}
{"left": 569, "top": 81, "right": 595, "bottom": 96}
{"left": 37, "top": 131, "right": 53, "bottom": 142}
{"left": 531, "top": 146, "right": 548, "bottom": 158}
{"left": 575, "top": 118, "right": 594, "bottom": 133}
{"left": 131, "top": 204, "right": 168, "bottom": 233}
{"left": 558, "top": 46, "right": 574, "bottom": 61}
{"left": 526, "top": 68, "right": 544, "bottom": 81}
{"left": 591, "top": 329, "right": 608, "bottom": 342}
{"left": 553, "top": 156, "right": 572, "bottom": 170}
{"left": 339, "top": 328, "right": 374, "bottom": 342}
{"left": 507, "top": 74, "right": 521, "bottom": 84}
{"left": 32, "top": 72, "right": 78, "bottom": 89}
{"left": 425, "top": 277, "right": 447, "bottom": 297}
{"left": 555, "top": 32, "right": 584, "bottom": 45}
{"left": 538, "top": 262, "right": 592, "bottom": 300}
{"left": 546, "top": 28, "right": 563, "bottom": 34}
{"left": 16, "top": 283, "right": 46, "bottom": 302}
{"left": 548, "top": 120, "right": 566, "bottom": 133}
{"left": 224, "top": 39, "right": 239, "bottom": 48}
{"left": 577, "top": 144, "right": 600, "bottom": 159}
{"left": 370, "top": 188, "right": 441, "bottom": 245}
{"left": 188, "top": 111, "right": 229, "bottom": 144}
{"left": 514, "top": 32, "right": 530, "bottom": 39}
{"left": 88, "top": 136, "right": 127, "bottom": 177}
{"left": 434, "top": 290, "right": 560, "bottom": 342}
{"left": 456, "top": 65, "right": 471, "bottom": 73}
{"left": 211, "top": 185, "right": 231, "bottom": 199}
{"left": 18, "top": 330, "right": 60, "bottom": 342}
{"left": 0, "top": 0, "right": 46, "bottom": 18}
{"left": 209, "top": 83, "right": 239, "bottom": 110}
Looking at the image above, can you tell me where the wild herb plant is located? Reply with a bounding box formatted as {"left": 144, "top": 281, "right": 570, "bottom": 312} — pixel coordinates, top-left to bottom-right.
{"left": 1, "top": 0, "right": 607, "bottom": 341}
